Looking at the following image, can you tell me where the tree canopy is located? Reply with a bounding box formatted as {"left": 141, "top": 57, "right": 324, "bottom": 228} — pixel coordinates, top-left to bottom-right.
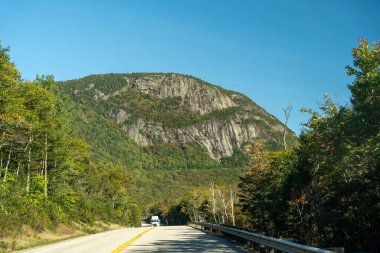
{"left": 237, "top": 39, "right": 380, "bottom": 252}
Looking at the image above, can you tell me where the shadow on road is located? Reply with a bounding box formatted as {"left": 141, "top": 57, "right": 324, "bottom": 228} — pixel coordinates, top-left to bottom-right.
{"left": 128, "top": 226, "right": 245, "bottom": 252}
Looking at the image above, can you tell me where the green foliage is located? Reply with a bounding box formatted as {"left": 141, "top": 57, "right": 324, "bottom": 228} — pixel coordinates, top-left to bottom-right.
{"left": 346, "top": 39, "right": 380, "bottom": 140}
{"left": 0, "top": 43, "right": 140, "bottom": 238}
{"left": 236, "top": 39, "right": 380, "bottom": 252}
{"left": 0, "top": 41, "right": 22, "bottom": 124}
{"left": 58, "top": 72, "right": 297, "bottom": 151}
{"left": 158, "top": 181, "right": 241, "bottom": 227}
{"left": 0, "top": 39, "right": 297, "bottom": 247}
{"left": 128, "top": 167, "right": 247, "bottom": 207}
{"left": 53, "top": 71, "right": 297, "bottom": 212}
{"left": 221, "top": 148, "right": 251, "bottom": 167}
{"left": 54, "top": 59, "right": 299, "bottom": 229}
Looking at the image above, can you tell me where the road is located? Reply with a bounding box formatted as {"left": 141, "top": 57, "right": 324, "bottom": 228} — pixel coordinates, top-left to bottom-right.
{"left": 123, "top": 225, "right": 245, "bottom": 252}
{"left": 18, "top": 225, "right": 245, "bottom": 253}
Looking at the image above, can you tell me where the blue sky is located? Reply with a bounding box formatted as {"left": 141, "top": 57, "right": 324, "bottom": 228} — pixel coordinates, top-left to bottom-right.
{"left": 1, "top": 0, "right": 379, "bottom": 134}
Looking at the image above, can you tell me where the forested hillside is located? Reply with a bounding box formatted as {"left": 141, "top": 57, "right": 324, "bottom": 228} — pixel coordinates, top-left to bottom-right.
{"left": 56, "top": 72, "right": 297, "bottom": 205}
{"left": 58, "top": 73, "right": 297, "bottom": 164}
{"left": 0, "top": 43, "right": 140, "bottom": 251}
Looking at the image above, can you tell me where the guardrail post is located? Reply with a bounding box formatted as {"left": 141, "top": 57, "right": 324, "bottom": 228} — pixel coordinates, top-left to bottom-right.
{"left": 259, "top": 244, "right": 266, "bottom": 253}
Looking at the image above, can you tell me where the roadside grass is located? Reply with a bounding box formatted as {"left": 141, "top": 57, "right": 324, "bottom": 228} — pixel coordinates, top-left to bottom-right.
{"left": 0, "top": 222, "right": 124, "bottom": 253}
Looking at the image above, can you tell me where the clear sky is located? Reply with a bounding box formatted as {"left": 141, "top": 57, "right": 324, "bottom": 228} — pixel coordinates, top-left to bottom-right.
{"left": 1, "top": 0, "right": 379, "bottom": 134}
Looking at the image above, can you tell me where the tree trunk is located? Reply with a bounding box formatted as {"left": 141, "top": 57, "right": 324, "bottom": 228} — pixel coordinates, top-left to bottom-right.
{"left": 296, "top": 202, "right": 304, "bottom": 240}
{"left": 15, "top": 161, "right": 20, "bottom": 179}
{"left": 0, "top": 132, "right": 5, "bottom": 170}
{"left": 230, "top": 189, "right": 235, "bottom": 227}
{"left": 218, "top": 189, "right": 228, "bottom": 224}
{"left": 0, "top": 132, "right": 5, "bottom": 175}
{"left": 282, "top": 106, "right": 292, "bottom": 150}
{"left": 44, "top": 133, "right": 48, "bottom": 200}
{"left": 40, "top": 156, "right": 44, "bottom": 176}
{"left": 26, "top": 147, "right": 31, "bottom": 194}
{"left": 3, "top": 149, "right": 12, "bottom": 182}
{"left": 211, "top": 184, "right": 217, "bottom": 223}
{"left": 111, "top": 193, "right": 119, "bottom": 210}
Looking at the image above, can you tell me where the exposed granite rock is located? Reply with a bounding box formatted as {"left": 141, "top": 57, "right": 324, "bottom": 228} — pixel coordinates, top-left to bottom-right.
{"left": 115, "top": 109, "right": 130, "bottom": 124}
{"left": 124, "top": 116, "right": 259, "bottom": 160}
{"left": 60, "top": 73, "right": 295, "bottom": 160}
{"left": 122, "top": 74, "right": 237, "bottom": 114}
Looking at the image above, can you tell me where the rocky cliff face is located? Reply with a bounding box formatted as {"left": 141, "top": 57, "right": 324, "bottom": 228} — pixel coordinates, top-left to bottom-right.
{"left": 123, "top": 74, "right": 237, "bottom": 114}
{"left": 60, "top": 73, "right": 296, "bottom": 161}
{"left": 124, "top": 116, "right": 258, "bottom": 160}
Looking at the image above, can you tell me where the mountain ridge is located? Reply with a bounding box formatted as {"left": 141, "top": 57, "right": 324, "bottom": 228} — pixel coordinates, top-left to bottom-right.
{"left": 58, "top": 72, "right": 297, "bottom": 167}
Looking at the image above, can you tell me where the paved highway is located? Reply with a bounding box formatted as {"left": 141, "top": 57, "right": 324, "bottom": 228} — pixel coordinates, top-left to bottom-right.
{"left": 18, "top": 225, "right": 245, "bottom": 253}
{"left": 124, "top": 225, "right": 245, "bottom": 252}
{"left": 17, "top": 227, "right": 148, "bottom": 253}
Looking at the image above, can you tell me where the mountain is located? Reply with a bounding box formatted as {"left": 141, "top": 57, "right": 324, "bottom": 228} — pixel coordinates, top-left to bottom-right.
{"left": 58, "top": 73, "right": 297, "bottom": 204}
{"left": 59, "top": 73, "right": 296, "bottom": 163}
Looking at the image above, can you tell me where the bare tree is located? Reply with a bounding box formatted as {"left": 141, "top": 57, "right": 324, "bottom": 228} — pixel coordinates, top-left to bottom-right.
{"left": 26, "top": 146, "right": 31, "bottom": 194}
{"left": 44, "top": 133, "right": 48, "bottom": 200}
{"left": 230, "top": 189, "right": 236, "bottom": 226}
{"left": 24, "top": 135, "right": 33, "bottom": 194}
{"left": 217, "top": 189, "right": 228, "bottom": 224}
{"left": 282, "top": 105, "right": 292, "bottom": 150}
{"left": 210, "top": 183, "right": 217, "bottom": 223}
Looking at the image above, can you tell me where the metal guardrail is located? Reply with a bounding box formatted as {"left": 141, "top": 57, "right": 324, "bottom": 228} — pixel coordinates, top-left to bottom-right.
{"left": 188, "top": 222, "right": 336, "bottom": 253}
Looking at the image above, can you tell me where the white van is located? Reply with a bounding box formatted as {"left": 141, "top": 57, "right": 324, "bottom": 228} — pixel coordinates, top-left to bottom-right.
{"left": 151, "top": 216, "right": 160, "bottom": 227}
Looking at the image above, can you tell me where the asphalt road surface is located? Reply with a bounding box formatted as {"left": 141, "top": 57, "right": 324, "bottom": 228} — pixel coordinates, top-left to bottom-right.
{"left": 18, "top": 225, "right": 245, "bottom": 253}
{"left": 17, "top": 227, "right": 148, "bottom": 253}
{"left": 124, "top": 225, "right": 245, "bottom": 252}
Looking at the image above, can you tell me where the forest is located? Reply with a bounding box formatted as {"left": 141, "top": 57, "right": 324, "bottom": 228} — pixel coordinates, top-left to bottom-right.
{"left": 152, "top": 40, "right": 380, "bottom": 252}
{"left": 0, "top": 42, "right": 140, "bottom": 251}
{"left": 0, "top": 39, "right": 378, "bottom": 253}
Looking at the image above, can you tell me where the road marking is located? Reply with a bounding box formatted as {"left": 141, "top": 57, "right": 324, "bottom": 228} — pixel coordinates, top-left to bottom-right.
{"left": 111, "top": 227, "right": 155, "bottom": 253}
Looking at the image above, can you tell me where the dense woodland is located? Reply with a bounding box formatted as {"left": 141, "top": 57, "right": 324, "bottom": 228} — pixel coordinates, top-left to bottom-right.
{"left": 0, "top": 42, "right": 140, "bottom": 246}
{"left": 0, "top": 39, "right": 378, "bottom": 253}
{"left": 153, "top": 40, "right": 380, "bottom": 252}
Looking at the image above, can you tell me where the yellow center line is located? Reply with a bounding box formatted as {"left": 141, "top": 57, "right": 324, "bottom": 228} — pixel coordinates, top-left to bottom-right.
{"left": 111, "top": 227, "right": 155, "bottom": 253}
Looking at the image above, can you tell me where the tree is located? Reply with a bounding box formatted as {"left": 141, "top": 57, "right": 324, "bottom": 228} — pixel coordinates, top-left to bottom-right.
{"left": 0, "top": 41, "right": 142, "bottom": 245}
{"left": 346, "top": 39, "right": 380, "bottom": 140}
{"left": 0, "top": 42, "right": 24, "bottom": 125}
{"left": 237, "top": 141, "right": 270, "bottom": 230}
{"left": 236, "top": 40, "right": 379, "bottom": 251}
{"left": 282, "top": 105, "right": 292, "bottom": 150}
